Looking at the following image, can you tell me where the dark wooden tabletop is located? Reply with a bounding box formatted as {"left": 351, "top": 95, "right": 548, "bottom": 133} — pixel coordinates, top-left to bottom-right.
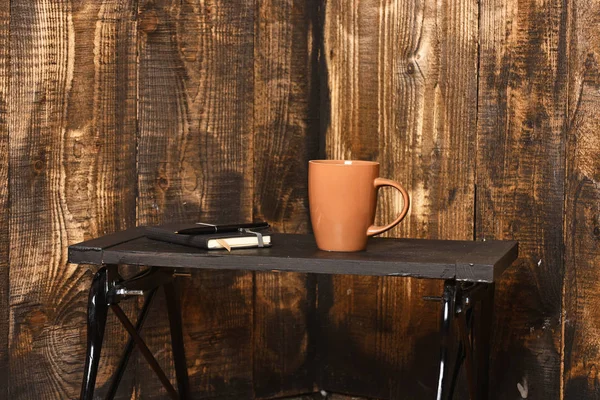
{"left": 68, "top": 227, "right": 518, "bottom": 283}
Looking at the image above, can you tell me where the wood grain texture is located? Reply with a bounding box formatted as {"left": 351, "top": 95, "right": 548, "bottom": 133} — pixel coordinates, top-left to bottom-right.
{"left": 253, "top": 0, "right": 320, "bottom": 395}
{"left": 269, "top": 393, "right": 376, "bottom": 400}
{"left": 137, "top": 0, "right": 254, "bottom": 225}
{"left": 319, "top": 0, "right": 477, "bottom": 397}
{"left": 70, "top": 234, "right": 517, "bottom": 282}
{"left": 477, "top": 0, "right": 568, "bottom": 396}
{"left": 281, "top": 395, "right": 322, "bottom": 400}
{"left": 4, "top": 0, "right": 600, "bottom": 398}
{"left": 8, "top": 0, "right": 138, "bottom": 399}
{"left": 253, "top": 271, "right": 316, "bottom": 398}
{"left": 253, "top": 0, "right": 320, "bottom": 232}
{"left": 279, "top": 394, "right": 377, "bottom": 400}
{"left": 0, "top": 0, "right": 8, "bottom": 395}
{"left": 136, "top": 0, "right": 255, "bottom": 397}
{"left": 278, "top": 393, "right": 322, "bottom": 400}
{"left": 562, "top": 0, "right": 600, "bottom": 396}
{"left": 73, "top": 2, "right": 140, "bottom": 398}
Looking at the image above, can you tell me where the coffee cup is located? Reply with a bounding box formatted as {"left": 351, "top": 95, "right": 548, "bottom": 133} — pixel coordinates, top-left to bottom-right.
{"left": 308, "top": 160, "right": 410, "bottom": 252}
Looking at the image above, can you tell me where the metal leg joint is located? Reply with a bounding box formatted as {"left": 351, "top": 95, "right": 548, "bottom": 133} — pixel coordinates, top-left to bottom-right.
{"left": 435, "top": 280, "right": 494, "bottom": 400}
{"left": 80, "top": 266, "right": 190, "bottom": 400}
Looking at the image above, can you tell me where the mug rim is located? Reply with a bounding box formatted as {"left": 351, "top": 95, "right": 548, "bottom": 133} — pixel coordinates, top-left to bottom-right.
{"left": 309, "top": 160, "right": 379, "bottom": 166}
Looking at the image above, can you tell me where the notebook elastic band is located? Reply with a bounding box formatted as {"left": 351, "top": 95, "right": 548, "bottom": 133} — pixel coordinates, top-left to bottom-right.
{"left": 240, "top": 228, "right": 265, "bottom": 247}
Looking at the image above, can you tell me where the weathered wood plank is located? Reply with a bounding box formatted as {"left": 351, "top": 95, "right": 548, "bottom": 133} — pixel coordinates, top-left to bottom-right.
{"left": 253, "top": 272, "right": 317, "bottom": 398}
{"left": 136, "top": 0, "right": 255, "bottom": 397}
{"left": 477, "top": 0, "right": 567, "bottom": 396}
{"left": 279, "top": 395, "right": 322, "bottom": 400}
{"left": 70, "top": 4, "right": 140, "bottom": 398}
{"left": 8, "top": 0, "right": 138, "bottom": 398}
{"left": 137, "top": 0, "right": 254, "bottom": 225}
{"left": 270, "top": 393, "right": 376, "bottom": 400}
{"left": 252, "top": 0, "right": 323, "bottom": 395}
{"left": 70, "top": 234, "right": 516, "bottom": 282}
{"left": 253, "top": 0, "right": 320, "bottom": 232}
{"left": 0, "top": 0, "right": 9, "bottom": 395}
{"left": 562, "top": 0, "right": 600, "bottom": 396}
{"left": 319, "top": 0, "right": 478, "bottom": 397}
{"left": 280, "top": 394, "right": 376, "bottom": 400}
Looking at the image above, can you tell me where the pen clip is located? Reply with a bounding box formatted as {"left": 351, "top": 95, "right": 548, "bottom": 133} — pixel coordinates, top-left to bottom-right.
{"left": 194, "top": 222, "right": 218, "bottom": 233}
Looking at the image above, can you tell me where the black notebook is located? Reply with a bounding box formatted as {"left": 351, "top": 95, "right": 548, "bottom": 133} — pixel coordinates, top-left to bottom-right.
{"left": 144, "top": 223, "right": 272, "bottom": 250}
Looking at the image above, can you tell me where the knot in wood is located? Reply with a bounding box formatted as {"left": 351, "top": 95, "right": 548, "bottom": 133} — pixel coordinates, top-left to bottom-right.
{"left": 589, "top": 364, "right": 598, "bottom": 380}
{"left": 139, "top": 9, "right": 158, "bottom": 33}
{"left": 157, "top": 176, "right": 169, "bottom": 191}
{"left": 73, "top": 140, "right": 84, "bottom": 159}
{"left": 27, "top": 309, "right": 49, "bottom": 338}
{"left": 33, "top": 159, "right": 45, "bottom": 173}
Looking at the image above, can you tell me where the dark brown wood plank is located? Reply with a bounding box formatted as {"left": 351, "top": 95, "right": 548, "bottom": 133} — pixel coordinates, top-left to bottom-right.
{"left": 0, "top": 0, "right": 8, "bottom": 394}
{"left": 252, "top": 0, "right": 325, "bottom": 395}
{"left": 278, "top": 393, "right": 377, "bottom": 400}
{"left": 253, "top": 0, "right": 319, "bottom": 233}
{"left": 8, "top": 0, "right": 138, "bottom": 398}
{"left": 562, "top": 0, "right": 600, "bottom": 396}
{"left": 69, "top": 234, "right": 517, "bottom": 281}
{"left": 253, "top": 271, "right": 316, "bottom": 398}
{"left": 477, "top": 0, "right": 567, "bottom": 396}
{"left": 279, "top": 395, "right": 379, "bottom": 400}
{"left": 67, "top": 226, "right": 145, "bottom": 252}
{"left": 278, "top": 395, "right": 322, "bottom": 400}
{"left": 59, "top": 2, "right": 140, "bottom": 398}
{"left": 318, "top": 0, "right": 478, "bottom": 396}
{"left": 456, "top": 240, "right": 519, "bottom": 283}
{"left": 136, "top": 0, "right": 255, "bottom": 397}
{"left": 280, "top": 394, "right": 377, "bottom": 400}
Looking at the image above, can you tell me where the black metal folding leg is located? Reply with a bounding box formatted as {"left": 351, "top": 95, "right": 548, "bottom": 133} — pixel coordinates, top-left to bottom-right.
{"left": 436, "top": 280, "right": 456, "bottom": 400}
{"left": 81, "top": 267, "right": 109, "bottom": 400}
{"left": 111, "top": 303, "right": 180, "bottom": 399}
{"left": 434, "top": 280, "right": 495, "bottom": 400}
{"left": 79, "top": 265, "right": 190, "bottom": 400}
{"left": 165, "top": 281, "right": 190, "bottom": 399}
{"left": 473, "top": 284, "right": 494, "bottom": 399}
{"left": 105, "top": 288, "right": 158, "bottom": 400}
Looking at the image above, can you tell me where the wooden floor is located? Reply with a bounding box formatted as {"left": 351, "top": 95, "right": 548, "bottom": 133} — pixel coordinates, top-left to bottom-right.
{"left": 285, "top": 394, "right": 375, "bottom": 400}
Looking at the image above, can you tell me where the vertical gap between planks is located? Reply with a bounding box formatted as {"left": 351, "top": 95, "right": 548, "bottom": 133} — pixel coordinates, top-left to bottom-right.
{"left": 559, "top": 0, "right": 573, "bottom": 397}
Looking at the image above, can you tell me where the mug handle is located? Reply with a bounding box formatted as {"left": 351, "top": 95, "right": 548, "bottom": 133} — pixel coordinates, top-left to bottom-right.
{"left": 367, "top": 178, "right": 410, "bottom": 237}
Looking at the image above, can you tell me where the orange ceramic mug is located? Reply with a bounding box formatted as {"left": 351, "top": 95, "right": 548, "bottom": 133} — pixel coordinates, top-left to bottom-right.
{"left": 308, "top": 160, "right": 410, "bottom": 252}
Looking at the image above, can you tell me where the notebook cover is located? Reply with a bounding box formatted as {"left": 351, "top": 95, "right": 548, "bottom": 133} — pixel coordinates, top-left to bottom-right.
{"left": 143, "top": 223, "right": 272, "bottom": 250}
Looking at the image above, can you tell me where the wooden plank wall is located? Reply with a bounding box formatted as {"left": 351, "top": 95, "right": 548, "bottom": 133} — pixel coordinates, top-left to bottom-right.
{"left": 0, "top": 0, "right": 8, "bottom": 396}
{"left": 562, "top": 0, "right": 600, "bottom": 396}
{"left": 318, "top": 0, "right": 477, "bottom": 396}
{"left": 477, "top": 0, "right": 567, "bottom": 397}
{"left": 4, "top": 0, "right": 319, "bottom": 398}
{"left": 2, "top": 0, "right": 600, "bottom": 400}
{"left": 8, "top": 1, "right": 140, "bottom": 398}
{"left": 253, "top": 0, "right": 320, "bottom": 397}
